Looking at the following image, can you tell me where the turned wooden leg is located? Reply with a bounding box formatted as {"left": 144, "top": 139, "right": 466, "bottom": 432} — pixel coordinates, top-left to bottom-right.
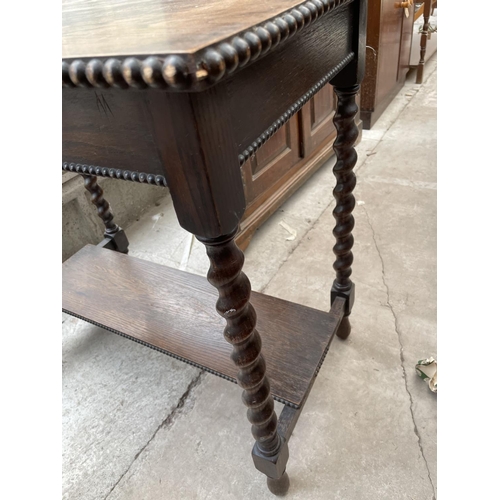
{"left": 198, "top": 229, "right": 290, "bottom": 496}
{"left": 81, "top": 174, "right": 129, "bottom": 254}
{"left": 416, "top": 0, "right": 432, "bottom": 84}
{"left": 331, "top": 85, "right": 359, "bottom": 339}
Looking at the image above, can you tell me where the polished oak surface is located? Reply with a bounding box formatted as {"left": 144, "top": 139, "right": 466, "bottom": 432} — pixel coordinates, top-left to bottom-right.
{"left": 62, "top": 245, "right": 343, "bottom": 408}
{"left": 63, "top": 0, "right": 326, "bottom": 58}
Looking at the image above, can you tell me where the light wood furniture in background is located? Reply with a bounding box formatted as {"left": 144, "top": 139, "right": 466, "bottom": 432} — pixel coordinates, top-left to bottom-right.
{"left": 413, "top": 0, "right": 437, "bottom": 83}
{"left": 360, "top": 0, "right": 414, "bottom": 128}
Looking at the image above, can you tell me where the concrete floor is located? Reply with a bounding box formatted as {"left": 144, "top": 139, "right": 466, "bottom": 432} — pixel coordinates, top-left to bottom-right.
{"left": 63, "top": 56, "right": 437, "bottom": 500}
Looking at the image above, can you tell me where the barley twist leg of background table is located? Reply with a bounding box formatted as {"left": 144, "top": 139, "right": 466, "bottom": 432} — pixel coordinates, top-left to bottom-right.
{"left": 80, "top": 173, "right": 129, "bottom": 254}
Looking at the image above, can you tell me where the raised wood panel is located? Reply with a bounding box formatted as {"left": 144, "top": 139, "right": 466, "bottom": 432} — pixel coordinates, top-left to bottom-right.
{"left": 253, "top": 125, "right": 291, "bottom": 176}
{"left": 300, "top": 85, "right": 337, "bottom": 157}
{"left": 241, "top": 115, "right": 300, "bottom": 205}
{"left": 236, "top": 105, "right": 363, "bottom": 251}
{"left": 311, "top": 85, "right": 335, "bottom": 131}
{"left": 311, "top": 86, "right": 337, "bottom": 153}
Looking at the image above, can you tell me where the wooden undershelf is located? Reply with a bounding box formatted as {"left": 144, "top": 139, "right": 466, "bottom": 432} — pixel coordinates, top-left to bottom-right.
{"left": 62, "top": 245, "right": 343, "bottom": 408}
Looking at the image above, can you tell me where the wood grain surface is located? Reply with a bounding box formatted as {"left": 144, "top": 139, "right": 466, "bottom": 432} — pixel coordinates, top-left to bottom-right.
{"left": 63, "top": 0, "right": 329, "bottom": 58}
{"left": 222, "top": 5, "right": 353, "bottom": 153}
{"left": 62, "top": 245, "right": 342, "bottom": 408}
{"left": 62, "top": 89, "right": 167, "bottom": 178}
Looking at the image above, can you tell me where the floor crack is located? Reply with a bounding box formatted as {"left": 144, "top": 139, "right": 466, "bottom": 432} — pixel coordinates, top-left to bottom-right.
{"left": 103, "top": 371, "right": 204, "bottom": 500}
{"left": 363, "top": 206, "right": 436, "bottom": 500}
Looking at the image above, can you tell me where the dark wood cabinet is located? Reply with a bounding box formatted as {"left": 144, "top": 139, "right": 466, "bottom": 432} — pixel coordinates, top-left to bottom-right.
{"left": 360, "top": 0, "right": 414, "bottom": 129}
{"left": 237, "top": 85, "right": 361, "bottom": 250}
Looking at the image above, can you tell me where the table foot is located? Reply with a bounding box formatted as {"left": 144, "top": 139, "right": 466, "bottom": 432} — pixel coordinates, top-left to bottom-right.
{"left": 336, "top": 316, "right": 351, "bottom": 340}
{"left": 267, "top": 471, "right": 290, "bottom": 496}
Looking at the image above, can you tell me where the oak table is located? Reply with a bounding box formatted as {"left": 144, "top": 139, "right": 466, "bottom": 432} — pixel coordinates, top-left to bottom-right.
{"left": 62, "top": 0, "right": 366, "bottom": 495}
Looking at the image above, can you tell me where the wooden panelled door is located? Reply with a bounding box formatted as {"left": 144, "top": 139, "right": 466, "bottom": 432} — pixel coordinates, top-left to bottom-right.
{"left": 238, "top": 85, "right": 339, "bottom": 249}
{"left": 242, "top": 85, "right": 337, "bottom": 206}
{"left": 361, "top": 0, "right": 414, "bottom": 128}
{"left": 301, "top": 85, "right": 337, "bottom": 157}
{"left": 237, "top": 85, "right": 362, "bottom": 250}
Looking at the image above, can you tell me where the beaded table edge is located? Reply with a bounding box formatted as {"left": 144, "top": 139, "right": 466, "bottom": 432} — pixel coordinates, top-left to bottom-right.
{"left": 62, "top": 0, "right": 354, "bottom": 91}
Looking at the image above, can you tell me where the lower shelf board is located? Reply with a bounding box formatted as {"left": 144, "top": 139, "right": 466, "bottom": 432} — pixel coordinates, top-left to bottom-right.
{"left": 62, "top": 245, "right": 344, "bottom": 409}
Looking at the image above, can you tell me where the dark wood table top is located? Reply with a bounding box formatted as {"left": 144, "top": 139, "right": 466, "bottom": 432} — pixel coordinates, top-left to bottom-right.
{"left": 63, "top": 0, "right": 325, "bottom": 58}
{"left": 62, "top": 0, "right": 355, "bottom": 92}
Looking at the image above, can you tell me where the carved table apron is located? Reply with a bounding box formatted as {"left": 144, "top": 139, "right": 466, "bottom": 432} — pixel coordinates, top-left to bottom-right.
{"left": 62, "top": 0, "right": 366, "bottom": 495}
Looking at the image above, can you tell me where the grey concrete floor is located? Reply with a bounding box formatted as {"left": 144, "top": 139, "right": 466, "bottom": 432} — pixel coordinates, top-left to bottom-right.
{"left": 63, "top": 56, "right": 437, "bottom": 500}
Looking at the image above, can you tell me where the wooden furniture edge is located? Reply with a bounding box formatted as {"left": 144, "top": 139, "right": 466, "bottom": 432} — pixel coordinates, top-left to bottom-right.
{"left": 62, "top": 54, "right": 354, "bottom": 190}
{"left": 62, "top": 0, "right": 355, "bottom": 92}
